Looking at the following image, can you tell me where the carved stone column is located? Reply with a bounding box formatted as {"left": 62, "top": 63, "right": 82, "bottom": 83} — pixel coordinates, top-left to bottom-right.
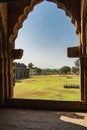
{"left": 0, "top": 3, "right": 22, "bottom": 106}
{"left": 83, "top": 16, "right": 87, "bottom": 102}
{"left": 84, "top": 58, "right": 87, "bottom": 102}
{"left": 80, "top": 0, "right": 87, "bottom": 103}
{"left": 0, "top": 3, "right": 8, "bottom": 106}
{"left": 0, "top": 59, "right": 4, "bottom": 106}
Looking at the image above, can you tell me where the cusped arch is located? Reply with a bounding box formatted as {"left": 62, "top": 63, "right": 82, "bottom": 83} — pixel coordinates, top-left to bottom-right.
{"left": 9, "top": 0, "right": 81, "bottom": 45}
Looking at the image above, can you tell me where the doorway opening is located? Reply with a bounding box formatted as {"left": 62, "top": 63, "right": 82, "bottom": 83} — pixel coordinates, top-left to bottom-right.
{"left": 13, "top": 1, "right": 80, "bottom": 101}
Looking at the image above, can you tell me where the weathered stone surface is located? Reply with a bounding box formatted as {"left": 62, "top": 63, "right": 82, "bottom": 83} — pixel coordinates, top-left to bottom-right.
{"left": 0, "top": 108, "right": 87, "bottom": 130}
{"left": 11, "top": 49, "right": 23, "bottom": 59}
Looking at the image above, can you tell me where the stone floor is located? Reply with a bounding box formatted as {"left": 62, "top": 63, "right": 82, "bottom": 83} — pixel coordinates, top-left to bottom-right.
{"left": 0, "top": 108, "right": 87, "bottom": 130}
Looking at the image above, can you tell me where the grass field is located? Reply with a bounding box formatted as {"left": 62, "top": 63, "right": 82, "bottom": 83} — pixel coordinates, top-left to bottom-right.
{"left": 14, "top": 75, "right": 80, "bottom": 101}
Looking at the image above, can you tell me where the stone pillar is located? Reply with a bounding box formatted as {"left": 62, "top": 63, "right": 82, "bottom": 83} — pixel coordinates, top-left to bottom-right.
{"left": 80, "top": 57, "right": 85, "bottom": 101}
{"left": 84, "top": 58, "right": 87, "bottom": 102}
{"left": 80, "top": 13, "right": 87, "bottom": 102}
{"left": 0, "top": 57, "right": 13, "bottom": 106}
{"left": 80, "top": 57, "right": 87, "bottom": 103}
{"left": 0, "top": 3, "right": 8, "bottom": 106}
{"left": 4, "top": 58, "right": 9, "bottom": 99}
{"left": 8, "top": 59, "right": 13, "bottom": 97}
{"left": 0, "top": 59, "right": 4, "bottom": 106}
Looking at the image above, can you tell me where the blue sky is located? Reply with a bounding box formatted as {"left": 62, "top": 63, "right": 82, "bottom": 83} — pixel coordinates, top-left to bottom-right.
{"left": 15, "top": 1, "right": 78, "bottom": 69}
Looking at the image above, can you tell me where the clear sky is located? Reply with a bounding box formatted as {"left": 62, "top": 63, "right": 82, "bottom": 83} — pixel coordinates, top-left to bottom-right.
{"left": 15, "top": 1, "right": 78, "bottom": 69}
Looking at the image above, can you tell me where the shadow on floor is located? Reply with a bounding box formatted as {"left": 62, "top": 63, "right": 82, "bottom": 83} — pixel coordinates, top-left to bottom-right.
{"left": 0, "top": 108, "right": 87, "bottom": 130}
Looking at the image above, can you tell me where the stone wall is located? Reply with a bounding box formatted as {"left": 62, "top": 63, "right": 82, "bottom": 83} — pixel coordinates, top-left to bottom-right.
{"left": 15, "top": 67, "right": 29, "bottom": 79}
{"left": 14, "top": 62, "right": 29, "bottom": 79}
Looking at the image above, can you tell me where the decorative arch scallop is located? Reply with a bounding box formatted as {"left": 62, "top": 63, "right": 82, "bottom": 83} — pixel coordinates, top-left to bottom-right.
{"left": 8, "top": 0, "right": 81, "bottom": 45}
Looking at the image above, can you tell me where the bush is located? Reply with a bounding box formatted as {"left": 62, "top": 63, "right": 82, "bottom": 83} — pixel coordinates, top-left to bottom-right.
{"left": 64, "top": 84, "right": 79, "bottom": 89}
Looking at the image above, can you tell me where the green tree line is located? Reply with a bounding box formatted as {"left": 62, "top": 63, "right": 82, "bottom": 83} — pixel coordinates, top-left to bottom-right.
{"left": 14, "top": 59, "right": 79, "bottom": 77}
{"left": 27, "top": 59, "right": 79, "bottom": 76}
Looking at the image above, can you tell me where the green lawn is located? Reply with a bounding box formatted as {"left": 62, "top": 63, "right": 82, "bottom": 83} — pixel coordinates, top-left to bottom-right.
{"left": 14, "top": 75, "right": 80, "bottom": 101}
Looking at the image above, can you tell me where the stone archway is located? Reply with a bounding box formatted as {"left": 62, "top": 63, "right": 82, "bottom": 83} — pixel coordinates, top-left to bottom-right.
{"left": 9, "top": 0, "right": 81, "bottom": 45}
{"left": 9, "top": 0, "right": 81, "bottom": 98}
{"left": 0, "top": 0, "right": 87, "bottom": 110}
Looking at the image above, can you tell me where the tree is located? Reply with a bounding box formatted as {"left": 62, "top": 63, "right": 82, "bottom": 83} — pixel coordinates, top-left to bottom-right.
{"left": 74, "top": 59, "right": 79, "bottom": 68}
{"left": 72, "top": 58, "right": 79, "bottom": 74}
{"left": 72, "top": 66, "right": 79, "bottom": 74}
{"left": 42, "top": 68, "right": 53, "bottom": 75}
{"left": 59, "top": 66, "right": 71, "bottom": 74}
{"left": 28, "top": 62, "right": 34, "bottom": 69}
{"left": 28, "top": 63, "right": 34, "bottom": 77}
{"left": 35, "top": 67, "right": 42, "bottom": 75}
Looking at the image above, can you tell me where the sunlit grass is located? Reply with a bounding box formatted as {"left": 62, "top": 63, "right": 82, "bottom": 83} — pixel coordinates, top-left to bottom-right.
{"left": 14, "top": 75, "right": 80, "bottom": 101}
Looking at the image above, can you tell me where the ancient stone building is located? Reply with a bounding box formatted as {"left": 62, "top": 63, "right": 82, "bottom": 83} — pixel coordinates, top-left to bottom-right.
{"left": 0, "top": 0, "right": 87, "bottom": 111}
{"left": 14, "top": 62, "right": 29, "bottom": 79}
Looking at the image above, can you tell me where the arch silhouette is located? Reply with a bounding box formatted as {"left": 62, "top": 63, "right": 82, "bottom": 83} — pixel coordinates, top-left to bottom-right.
{"left": 14, "top": 1, "right": 80, "bottom": 101}
{"left": 9, "top": 0, "right": 80, "bottom": 45}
